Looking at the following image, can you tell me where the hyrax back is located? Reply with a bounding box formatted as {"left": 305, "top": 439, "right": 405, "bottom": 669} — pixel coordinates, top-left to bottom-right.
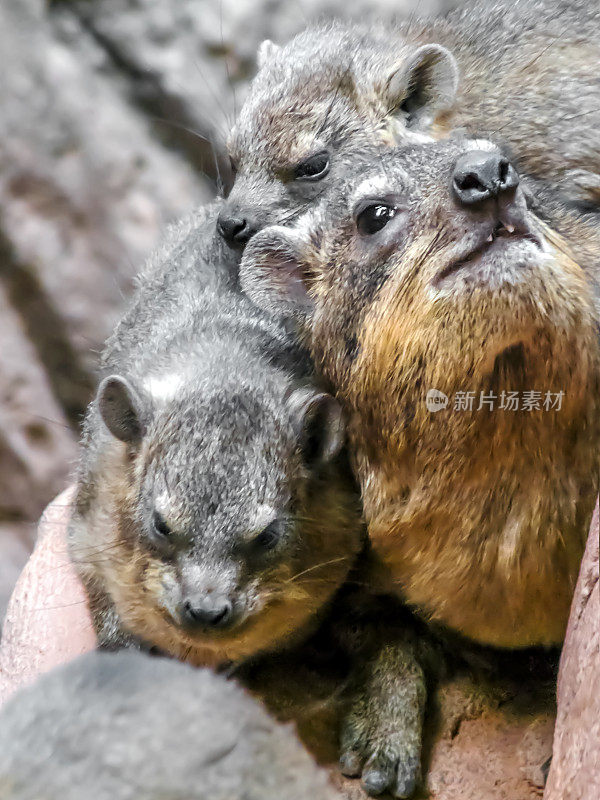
{"left": 0, "top": 650, "right": 342, "bottom": 800}
{"left": 220, "top": 0, "right": 600, "bottom": 245}
{"left": 70, "top": 201, "right": 362, "bottom": 667}
{"left": 240, "top": 137, "right": 600, "bottom": 649}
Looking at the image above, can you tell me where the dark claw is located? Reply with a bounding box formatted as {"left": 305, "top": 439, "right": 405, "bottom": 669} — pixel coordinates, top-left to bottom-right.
{"left": 362, "top": 767, "right": 391, "bottom": 796}
{"left": 395, "top": 773, "right": 417, "bottom": 799}
{"left": 395, "top": 755, "right": 420, "bottom": 798}
{"left": 541, "top": 755, "right": 552, "bottom": 785}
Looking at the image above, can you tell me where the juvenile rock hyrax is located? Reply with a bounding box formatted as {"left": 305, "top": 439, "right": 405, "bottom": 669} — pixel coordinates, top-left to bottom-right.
{"left": 240, "top": 137, "right": 600, "bottom": 794}
{"left": 219, "top": 0, "right": 600, "bottom": 247}
{"left": 0, "top": 650, "right": 342, "bottom": 800}
{"left": 69, "top": 200, "right": 362, "bottom": 667}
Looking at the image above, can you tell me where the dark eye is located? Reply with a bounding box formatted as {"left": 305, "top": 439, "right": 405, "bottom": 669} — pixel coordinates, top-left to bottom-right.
{"left": 152, "top": 511, "right": 172, "bottom": 538}
{"left": 251, "top": 520, "right": 284, "bottom": 552}
{"left": 356, "top": 204, "right": 397, "bottom": 235}
{"left": 293, "top": 151, "right": 330, "bottom": 182}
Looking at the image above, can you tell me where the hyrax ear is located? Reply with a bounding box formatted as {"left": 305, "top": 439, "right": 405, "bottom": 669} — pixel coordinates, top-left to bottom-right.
{"left": 387, "top": 44, "right": 458, "bottom": 127}
{"left": 240, "top": 226, "right": 314, "bottom": 320}
{"left": 97, "top": 375, "right": 147, "bottom": 444}
{"left": 289, "top": 388, "right": 345, "bottom": 467}
{"left": 257, "top": 39, "right": 281, "bottom": 68}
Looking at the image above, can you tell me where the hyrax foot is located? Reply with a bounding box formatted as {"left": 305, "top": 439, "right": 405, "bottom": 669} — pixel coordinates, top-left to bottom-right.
{"left": 339, "top": 642, "right": 426, "bottom": 798}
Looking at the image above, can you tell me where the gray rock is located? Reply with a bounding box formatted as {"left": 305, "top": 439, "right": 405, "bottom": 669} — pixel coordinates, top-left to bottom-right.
{"left": 0, "top": 650, "right": 342, "bottom": 800}
{"left": 0, "top": 0, "right": 209, "bottom": 592}
{"left": 0, "top": 281, "right": 76, "bottom": 529}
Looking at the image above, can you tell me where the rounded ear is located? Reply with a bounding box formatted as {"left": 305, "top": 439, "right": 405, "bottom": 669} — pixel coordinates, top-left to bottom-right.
{"left": 387, "top": 44, "right": 458, "bottom": 127}
{"left": 288, "top": 388, "right": 345, "bottom": 467}
{"left": 97, "top": 375, "right": 146, "bottom": 444}
{"left": 240, "top": 226, "right": 314, "bottom": 320}
{"left": 257, "top": 39, "right": 281, "bottom": 68}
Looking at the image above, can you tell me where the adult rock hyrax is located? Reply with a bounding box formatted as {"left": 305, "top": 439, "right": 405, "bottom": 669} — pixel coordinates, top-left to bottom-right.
{"left": 0, "top": 650, "right": 343, "bottom": 800}
{"left": 240, "top": 137, "right": 600, "bottom": 795}
{"left": 241, "top": 137, "right": 600, "bottom": 648}
{"left": 219, "top": 0, "right": 600, "bottom": 247}
{"left": 69, "top": 201, "right": 362, "bottom": 667}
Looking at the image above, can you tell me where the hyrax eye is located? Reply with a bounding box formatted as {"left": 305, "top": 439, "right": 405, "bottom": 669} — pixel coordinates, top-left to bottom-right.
{"left": 356, "top": 203, "right": 397, "bottom": 235}
{"left": 250, "top": 520, "right": 283, "bottom": 552}
{"left": 152, "top": 511, "right": 172, "bottom": 538}
{"left": 293, "top": 151, "right": 330, "bottom": 182}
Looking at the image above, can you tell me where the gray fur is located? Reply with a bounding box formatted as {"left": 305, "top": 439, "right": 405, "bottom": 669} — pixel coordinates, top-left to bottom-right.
{"left": 223, "top": 0, "right": 600, "bottom": 235}
{"left": 0, "top": 650, "right": 341, "bottom": 800}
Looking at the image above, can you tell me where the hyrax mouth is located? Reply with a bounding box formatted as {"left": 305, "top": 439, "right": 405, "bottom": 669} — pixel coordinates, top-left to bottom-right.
{"left": 436, "top": 220, "right": 544, "bottom": 285}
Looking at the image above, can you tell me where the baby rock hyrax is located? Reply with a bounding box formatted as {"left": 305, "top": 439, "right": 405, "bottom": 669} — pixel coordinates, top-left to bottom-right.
{"left": 219, "top": 0, "right": 600, "bottom": 247}
{"left": 0, "top": 650, "right": 342, "bottom": 800}
{"left": 240, "top": 137, "right": 600, "bottom": 795}
{"left": 69, "top": 200, "right": 362, "bottom": 667}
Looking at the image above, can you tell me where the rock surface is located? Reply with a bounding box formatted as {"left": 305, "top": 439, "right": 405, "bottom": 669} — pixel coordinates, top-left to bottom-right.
{"left": 544, "top": 505, "right": 600, "bottom": 800}
{"left": 243, "top": 644, "right": 556, "bottom": 800}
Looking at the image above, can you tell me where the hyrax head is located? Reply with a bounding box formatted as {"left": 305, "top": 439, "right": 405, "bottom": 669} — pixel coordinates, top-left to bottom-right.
{"left": 219, "top": 22, "right": 458, "bottom": 248}
{"left": 240, "top": 137, "right": 600, "bottom": 433}
{"left": 94, "top": 367, "right": 361, "bottom": 665}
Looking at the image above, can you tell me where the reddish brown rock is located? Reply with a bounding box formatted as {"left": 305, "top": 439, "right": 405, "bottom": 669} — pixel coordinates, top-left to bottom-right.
{"left": 544, "top": 504, "right": 600, "bottom": 800}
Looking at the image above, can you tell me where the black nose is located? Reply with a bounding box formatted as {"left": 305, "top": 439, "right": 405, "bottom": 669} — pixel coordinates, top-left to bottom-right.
{"left": 217, "top": 210, "right": 258, "bottom": 248}
{"left": 181, "top": 596, "right": 233, "bottom": 630}
{"left": 452, "top": 151, "right": 519, "bottom": 207}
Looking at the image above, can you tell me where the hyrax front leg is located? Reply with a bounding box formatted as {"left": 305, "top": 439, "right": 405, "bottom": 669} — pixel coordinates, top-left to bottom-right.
{"left": 80, "top": 574, "right": 142, "bottom": 652}
{"left": 340, "top": 638, "right": 426, "bottom": 798}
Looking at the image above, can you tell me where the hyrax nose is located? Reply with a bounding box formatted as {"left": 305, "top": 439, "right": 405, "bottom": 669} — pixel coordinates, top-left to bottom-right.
{"left": 181, "top": 595, "right": 233, "bottom": 630}
{"left": 217, "top": 209, "right": 259, "bottom": 249}
{"left": 452, "top": 151, "right": 519, "bottom": 207}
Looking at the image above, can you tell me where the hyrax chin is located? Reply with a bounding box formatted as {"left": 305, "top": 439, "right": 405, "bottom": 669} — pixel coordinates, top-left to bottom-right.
{"left": 219, "top": 0, "right": 600, "bottom": 249}
{"left": 240, "top": 137, "right": 600, "bottom": 650}
{"left": 70, "top": 277, "right": 362, "bottom": 668}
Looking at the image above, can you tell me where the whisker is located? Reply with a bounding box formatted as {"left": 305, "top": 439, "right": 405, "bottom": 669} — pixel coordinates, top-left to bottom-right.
{"left": 314, "top": 60, "right": 354, "bottom": 144}
{"left": 220, "top": 0, "right": 237, "bottom": 122}
{"left": 191, "top": 57, "right": 232, "bottom": 134}
{"left": 30, "top": 600, "right": 88, "bottom": 612}
{"left": 285, "top": 556, "right": 350, "bottom": 584}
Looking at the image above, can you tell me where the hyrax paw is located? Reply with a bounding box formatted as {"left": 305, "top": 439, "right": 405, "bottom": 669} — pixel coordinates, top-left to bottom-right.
{"left": 339, "top": 717, "right": 422, "bottom": 798}
{"left": 339, "top": 642, "right": 426, "bottom": 797}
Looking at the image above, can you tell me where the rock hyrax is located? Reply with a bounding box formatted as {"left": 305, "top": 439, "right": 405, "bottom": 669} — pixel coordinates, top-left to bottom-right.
{"left": 241, "top": 137, "right": 600, "bottom": 649}
{"left": 219, "top": 0, "right": 600, "bottom": 247}
{"left": 69, "top": 201, "right": 363, "bottom": 667}
{"left": 239, "top": 136, "right": 600, "bottom": 795}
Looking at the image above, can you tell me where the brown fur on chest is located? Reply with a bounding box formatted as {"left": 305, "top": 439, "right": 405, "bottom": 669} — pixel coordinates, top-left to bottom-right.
{"left": 316, "top": 237, "right": 600, "bottom": 648}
